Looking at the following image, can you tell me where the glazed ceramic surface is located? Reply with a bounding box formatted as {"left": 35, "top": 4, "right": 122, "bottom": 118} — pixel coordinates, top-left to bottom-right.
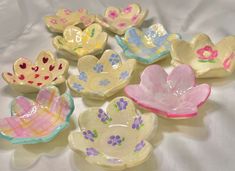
{"left": 44, "top": 8, "right": 95, "bottom": 33}
{"left": 69, "top": 96, "right": 156, "bottom": 170}
{"left": 0, "top": 86, "right": 74, "bottom": 144}
{"left": 53, "top": 24, "right": 108, "bottom": 60}
{"left": 96, "top": 3, "right": 147, "bottom": 35}
{"left": 115, "top": 23, "right": 180, "bottom": 64}
{"left": 125, "top": 65, "right": 211, "bottom": 119}
{"left": 2, "top": 51, "right": 68, "bottom": 93}
{"left": 171, "top": 33, "right": 235, "bottom": 78}
{"left": 67, "top": 49, "right": 136, "bottom": 99}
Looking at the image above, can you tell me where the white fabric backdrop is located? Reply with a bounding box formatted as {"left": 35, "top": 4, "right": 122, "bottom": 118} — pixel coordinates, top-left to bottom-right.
{"left": 0, "top": 0, "right": 235, "bottom": 171}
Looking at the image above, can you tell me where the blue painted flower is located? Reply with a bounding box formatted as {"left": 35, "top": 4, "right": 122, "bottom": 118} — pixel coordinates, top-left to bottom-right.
{"left": 73, "top": 83, "right": 83, "bottom": 92}
{"left": 86, "top": 148, "right": 99, "bottom": 156}
{"left": 115, "top": 98, "right": 128, "bottom": 111}
{"left": 107, "top": 135, "right": 125, "bottom": 146}
{"left": 132, "top": 116, "right": 144, "bottom": 130}
{"left": 97, "top": 109, "right": 112, "bottom": 124}
{"left": 82, "top": 130, "right": 98, "bottom": 142}
{"left": 119, "top": 71, "right": 129, "bottom": 80}
{"left": 78, "top": 71, "right": 87, "bottom": 82}
{"left": 99, "top": 79, "right": 110, "bottom": 86}
{"left": 109, "top": 54, "right": 120, "bottom": 65}
{"left": 93, "top": 63, "right": 104, "bottom": 73}
{"left": 134, "top": 140, "right": 145, "bottom": 152}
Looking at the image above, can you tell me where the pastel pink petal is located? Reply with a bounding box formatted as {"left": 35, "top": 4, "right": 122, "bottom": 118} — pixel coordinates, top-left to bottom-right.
{"left": 167, "top": 65, "right": 195, "bottom": 93}
{"left": 197, "top": 49, "right": 205, "bottom": 55}
{"left": 11, "top": 96, "right": 35, "bottom": 117}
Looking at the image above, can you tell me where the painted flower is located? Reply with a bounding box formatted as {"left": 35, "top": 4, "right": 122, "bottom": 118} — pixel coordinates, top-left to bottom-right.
{"left": 68, "top": 96, "right": 156, "bottom": 170}
{"left": 171, "top": 33, "right": 235, "bottom": 78}
{"left": 83, "top": 130, "right": 98, "bottom": 142}
{"left": 50, "top": 19, "right": 57, "bottom": 24}
{"left": 78, "top": 71, "right": 87, "bottom": 81}
{"left": 67, "top": 49, "right": 136, "bottom": 99}
{"left": 53, "top": 24, "right": 108, "bottom": 60}
{"left": 132, "top": 116, "right": 144, "bottom": 129}
{"left": 2, "top": 51, "right": 69, "bottom": 93}
{"left": 115, "top": 23, "right": 180, "bottom": 64}
{"left": 96, "top": 3, "right": 147, "bottom": 35}
{"left": 73, "top": 83, "right": 83, "bottom": 92}
{"left": 125, "top": 65, "right": 211, "bottom": 119}
{"left": 116, "top": 98, "right": 128, "bottom": 111}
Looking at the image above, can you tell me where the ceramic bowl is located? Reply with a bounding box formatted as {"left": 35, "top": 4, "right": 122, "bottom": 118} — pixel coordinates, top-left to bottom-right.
{"left": 115, "top": 23, "right": 180, "bottom": 64}
{"left": 171, "top": 33, "right": 235, "bottom": 78}
{"left": 2, "top": 51, "right": 69, "bottom": 93}
{"left": 0, "top": 86, "right": 74, "bottom": 144}
{"left": 53, "top": 24, "right": 108, "bottom": 60}
{"left": 125, "top": 65, "right": 211, "bottom": 119}
{"left": 44, "top": 8, "right": 95, "bottom": 33}
{"left": 96, "top": 3, "right": 147, "bottom": 35}
{"left": 67, "top": 49, "right": 136, "bottom": 100}
{"left": 69, "top": 96, "right": 156, "bottom": 170}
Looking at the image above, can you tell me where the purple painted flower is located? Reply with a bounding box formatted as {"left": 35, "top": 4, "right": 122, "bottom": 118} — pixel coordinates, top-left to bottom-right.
{"left": 93, "top": 63, "right": 104, "bottom": 73}
{"left": 119, "top": 71, "right": 129, "bottom": 80}
{"left": 83, "top": 130, "right": 98, "bottom": 142}
{"left": 132, "top": 116, "right": 144, "bottom": 130}
{"left": 86, "top": 148, "right": 99, "bottom": 156}
{"left": 97, "top": 109, "right": 112, "bottom": 124}
{"left": 78, "top": 71, "right": 87, "bottom": 82}
{"left": 107, "top": 135, "right": 125, "bottom": 146}
{"left": 115, "top": 98, "right": 128, "bottom": 111}
{"left": 134, "top": 140, "right": 145, "bottom": 152}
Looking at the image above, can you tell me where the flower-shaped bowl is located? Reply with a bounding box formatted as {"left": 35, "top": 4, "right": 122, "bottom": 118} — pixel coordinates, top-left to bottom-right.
{"left": 125, "top": 65, "right": 211, "bottom": 119}
{"left": 53, "top": 24, "right": 108, "bottom": 60}
{"left": 0, "top": 86, "right": 74, "bottom": 144}
{"left": 171, "top": 33, "right": 235, "bottom": 78}
{"left": 44, "top": 8, "right": 95, "bottom": 33}
{"left": 96, "top": 3, "right": 148, "bottom": 35}
{"left": 2, "top": 51, "right": 69, "bottom": 93}
{"left": 67, "top": 49, "right": 136, "bottom": 100}
{"left": 69, "top": 96, "right": 156, "bottom": 170}
{"left": 115, "top": 23, "right": 180, "bottom": 64}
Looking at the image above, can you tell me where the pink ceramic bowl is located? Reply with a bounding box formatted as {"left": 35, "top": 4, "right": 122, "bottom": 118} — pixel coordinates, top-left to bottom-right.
{"left": 125, "top": 65, "right": 211, "bottom": 119}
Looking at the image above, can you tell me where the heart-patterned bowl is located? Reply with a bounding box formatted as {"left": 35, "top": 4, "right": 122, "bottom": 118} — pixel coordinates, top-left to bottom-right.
{"left": 2, "top": 51, "right": 69, "bottom": 93}
{"left": 0, "top": 86, "right": 74, "bottom": 144}
{"left": 44, "top": 8, "right": 95, "bottom": 33}
{"left": 96, "top": 3, "right": 148, "bottom": 35}
{"left": 69, "top": 96, "right": 157, "bottom": 170}
{"left": 115, "top": 23, "right": 180, "bottom": 64}
{"left": 171, "top": 33, "right": 235, "bottom": 78}
{"left": 53, "top": 24, "right": 108, "bottom": 60}
{"left": 125, "top": 64, "right": 211, "bottom": 119}
{"left": 67, "top": 49, "right": 136, "bottom": 100}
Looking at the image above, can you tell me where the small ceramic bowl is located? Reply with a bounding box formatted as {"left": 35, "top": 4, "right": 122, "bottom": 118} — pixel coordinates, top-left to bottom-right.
{"left": 0, "top": 86, "right": 74, "bottom": 144}
{"left": 53, "top": 24, "right": 108, "bottom": 60}
{"left": 69, "top": 96, "right": 156, "bottom": 170}
{"left": 44, "top": 8, "right": 95, "bottom": 33}
{"left": 115, "top": 23, "right": 180, "bottom": 64}
{"left": 96, "top": 3, "right": 148, "bottom": 35}
{"left": 125, "top": 65, "right": 211, "bottom": 119}
{"left": 67, "top": 49, "right": 136, "bottom": 100}
{"left": 2, "top": 51, "right": 69, "bottom": 93}
{"left": 171, "top": 33, "right": 235, "bottom": 78}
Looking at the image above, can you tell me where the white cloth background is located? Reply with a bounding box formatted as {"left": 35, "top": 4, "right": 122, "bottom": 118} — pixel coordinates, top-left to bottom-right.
{"left": 0, "top": 0, "right": 235, "bottom": 171}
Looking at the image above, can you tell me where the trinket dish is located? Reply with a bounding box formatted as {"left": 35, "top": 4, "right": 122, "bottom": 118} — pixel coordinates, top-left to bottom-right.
{"left": 0, "top": 86, "right": 74, "bottom": 144}
{"left": 53, "top": 24, "right": 108, "bottom": 60}
{"left": 44, "top": 8, "right": 95, "bottom": 33}
{"left": 171, "top": 33, "right": 235, "bottom": 78}
{"left": 69, "top": 96, "right": 156, "bottom": 170}
{"left": 67, "top": 49, "right": 136, "bottom": 99}
{"left": 115, "top": 23, "right": 180, "bottom": 64}
{"left": 96, "top": 3, "right": 147, "bottom": 35}
{"left": 125, "top": 65, "right": 211, "bottom": 119}
{"left": 2, "top": 51, "right": 69, "bottom": 93}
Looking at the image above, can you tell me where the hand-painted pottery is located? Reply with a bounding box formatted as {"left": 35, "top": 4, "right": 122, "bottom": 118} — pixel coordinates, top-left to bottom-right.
{"left": 96, "top": 3, "right": 147, "bottom": 35}
{"left": 44, "top": 8, "right": 95, "bottom": 33}
{"left": 0, "top": 86, "right": 74, "bottom": 144}
{"left": 125, "top": 65, "right": 211, "bottom": 119}
{"left": 115, "top": 23, "right": 180, "bottom": 64}
{"left": 2, "top": 51, "right": 69, "bottom": 93}
{"left": 53, "top": 24, "right": 108, "bottom": 60}
{"left": 67, "top": 49, "right": 136, "bottom": 100}
{"left": 171, "top": 33, "right": 235, "bottom": 78}
{"left": 69, "top": 96, "right": 157, "bottom": 170}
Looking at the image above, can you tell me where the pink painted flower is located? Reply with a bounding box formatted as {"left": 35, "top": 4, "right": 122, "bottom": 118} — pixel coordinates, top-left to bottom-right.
{"left": 223, "top": 52, "right": 235, "bottom": 70}
{"left": 64, "top": 9, "right": 72, "bottom": 15}
{"left": 50, "top": 19, "right": 57, "bottom": 24}
{"left": 108, "top": 10, "right": 119, "bottom": 20}
{"left": 131, "top": 15, "right": 139, "bottom": 23}
{"left": 118, "top": 22, "right": 127, "bottom": 28}
{"left": 60, "top": 18, "right": 67, "bottom": 23}
{"left": 125, "top": 65, "right": 211, "bottom": 119}
{"left": 197, "top": 45, "right": 218, "bottom": 61}
{"left": 123, "top": 6, "right": 132, "bottom": 13}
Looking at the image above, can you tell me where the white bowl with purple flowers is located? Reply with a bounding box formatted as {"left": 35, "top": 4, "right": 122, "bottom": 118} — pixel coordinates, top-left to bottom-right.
{"left": 68, "top": 96, "right": 157, "bottom": 170}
